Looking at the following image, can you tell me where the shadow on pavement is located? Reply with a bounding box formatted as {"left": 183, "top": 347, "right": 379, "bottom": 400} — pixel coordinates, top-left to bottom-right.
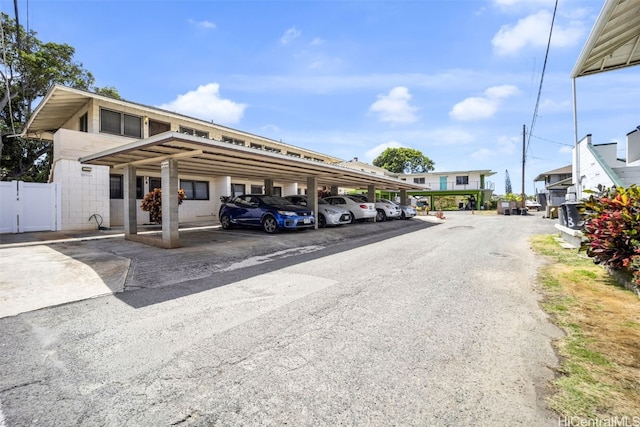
{"left": 115, "top": 219, "right": 439, "bottom": 309}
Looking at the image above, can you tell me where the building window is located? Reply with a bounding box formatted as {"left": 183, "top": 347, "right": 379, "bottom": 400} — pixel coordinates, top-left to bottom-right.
{"left": 179, "top": 126, "right": 208, "bottom": 138}
{"left": 413, "top": 177, "right": 425, "bottom": 184}
{"left": 250, "top": 185, "right": 263, "bottom": 194}
{"left": 180, "top": 179, "right": 209, "bottom": 200}
{"left": 222, "top": 136, "right": 245, "bottom": 146}
{"left": 79, "top": 113, "right": 88, "bottom": 132}
{"left": 231, "top": 183, "right": 245, "bottom": 197}
{"left": 100, "top": 108, "right": 142, "bottom": 138}
{"left": 110, "top": 175, "right": 123, "bottom": 199}
{"left": 110, "top": 175, "right": 144, "bottom": 199}
{"left": 456, "top": 176, "right": 469, "bottom": 185}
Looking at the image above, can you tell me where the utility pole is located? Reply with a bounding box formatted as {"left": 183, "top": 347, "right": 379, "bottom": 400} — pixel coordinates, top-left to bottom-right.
{"left": 521, "top": 124, "right": 526, "bottom": 211}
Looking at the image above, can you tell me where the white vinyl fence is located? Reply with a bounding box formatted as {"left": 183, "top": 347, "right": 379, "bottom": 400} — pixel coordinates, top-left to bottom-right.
{"left": 0, "top": 181, "right": 61, "bottom": 234}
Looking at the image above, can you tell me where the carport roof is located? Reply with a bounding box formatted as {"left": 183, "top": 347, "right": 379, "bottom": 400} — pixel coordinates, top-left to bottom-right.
{"left": 79, "top": 131, "right": 424, "bottom": 191}
{"left": 571, "top": 0, "right": 640, "bottom": 78}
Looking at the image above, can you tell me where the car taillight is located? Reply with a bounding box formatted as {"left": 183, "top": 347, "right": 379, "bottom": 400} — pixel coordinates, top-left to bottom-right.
{"left": 359, "top": 204, "right": 368, "bottom": 209}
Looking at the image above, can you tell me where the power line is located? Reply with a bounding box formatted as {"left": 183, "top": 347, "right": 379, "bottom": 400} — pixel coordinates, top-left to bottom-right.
{"left": 526, "top": 0, "right": 559, "bottom": 157}
{"left": 527, "top": 132, "right": 573, "bottom": 147}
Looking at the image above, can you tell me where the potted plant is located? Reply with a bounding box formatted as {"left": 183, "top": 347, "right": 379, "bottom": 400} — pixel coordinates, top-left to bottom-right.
{"left": 140, "top": 188, "right": 186, "bottom": 223}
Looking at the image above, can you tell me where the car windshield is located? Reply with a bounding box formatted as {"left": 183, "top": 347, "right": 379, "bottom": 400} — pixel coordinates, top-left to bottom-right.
{"left": 317, "top": 198, "right": 328, "bottom": 205}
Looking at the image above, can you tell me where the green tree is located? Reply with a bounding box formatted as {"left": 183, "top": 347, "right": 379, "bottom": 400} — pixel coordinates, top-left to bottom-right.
{"left": 372, "top": 147, "right": 435, "bottom": 173}
{"left": 0, "top": 12, "right": 119, "bottom": 181}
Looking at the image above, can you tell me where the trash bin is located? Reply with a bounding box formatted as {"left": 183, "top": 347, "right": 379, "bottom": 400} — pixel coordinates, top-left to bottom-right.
{"left": 561, "top": 202, "right": 582, "bottom": 230}
{"left": 511, "top": 208, "right": 520, "bottom": 215}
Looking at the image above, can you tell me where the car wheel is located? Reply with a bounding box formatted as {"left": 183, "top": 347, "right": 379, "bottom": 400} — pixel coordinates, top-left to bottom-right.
{"left": 262, "top": 215, "right": 278, "bottom": 234}
{"left": 376, "top": 209, "right": 387, "bottom": 222}
{"left": 349, "top": 211, "right": 357, "bottom": 224}
{"left": 220, "top": 214, "right": 232, "bottom": 230}
{"left": 318, "top": 213, "right": 327, "bottom": 228}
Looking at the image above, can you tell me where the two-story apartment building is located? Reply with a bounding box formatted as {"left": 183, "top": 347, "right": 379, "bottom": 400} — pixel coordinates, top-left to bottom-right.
{"left": 21, "top": 85, "right": 419, "bottom": 246}
{"left": 396, "top": 170, "right": 496, "bottom": 210}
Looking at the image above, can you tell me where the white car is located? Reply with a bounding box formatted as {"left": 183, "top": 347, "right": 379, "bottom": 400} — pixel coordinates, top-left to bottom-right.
{"left": 284, "top": 195, "right": 352, "bottom": 228}
{"left": 351, "top": 195, "right": 402, "bottom": 221}
{"left": 378, "top": 198, "right": 416, "bottom": 220}
{"left": 323, "top": 196, "right": 377, "bottom": 223}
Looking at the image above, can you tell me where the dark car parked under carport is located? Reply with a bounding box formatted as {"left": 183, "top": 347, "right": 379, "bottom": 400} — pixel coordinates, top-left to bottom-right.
{"left": 219, "top": 194, "right": 315, "bottom": 233}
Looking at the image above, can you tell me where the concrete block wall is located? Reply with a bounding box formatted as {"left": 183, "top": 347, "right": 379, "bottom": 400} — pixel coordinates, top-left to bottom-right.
{"left": 53, "top": 159, "right": 110, "bottom": 231}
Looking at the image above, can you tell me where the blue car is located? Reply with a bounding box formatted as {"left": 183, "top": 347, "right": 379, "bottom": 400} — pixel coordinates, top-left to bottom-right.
{"left": 219, "top": 194, "right": 315, "bottom": 233}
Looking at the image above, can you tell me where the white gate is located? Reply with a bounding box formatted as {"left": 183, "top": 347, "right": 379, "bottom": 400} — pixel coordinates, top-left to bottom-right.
{"left": 0, "top": 181, "right": 61, "bottom": 233}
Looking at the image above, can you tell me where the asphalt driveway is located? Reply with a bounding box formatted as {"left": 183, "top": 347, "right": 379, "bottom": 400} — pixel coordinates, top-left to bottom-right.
{"left": 0, "top": 211, "right": 564, "bottom": 426}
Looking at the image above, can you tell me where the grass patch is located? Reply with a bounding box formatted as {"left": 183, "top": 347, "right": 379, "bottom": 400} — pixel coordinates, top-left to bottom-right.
{"left": 532, "top": 234, "right": 640, "bottom": 421}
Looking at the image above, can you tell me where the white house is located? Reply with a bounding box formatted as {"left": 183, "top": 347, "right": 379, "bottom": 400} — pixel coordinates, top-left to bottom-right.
{"left": 573, "top": 128, "right": 640, "bottom": 199}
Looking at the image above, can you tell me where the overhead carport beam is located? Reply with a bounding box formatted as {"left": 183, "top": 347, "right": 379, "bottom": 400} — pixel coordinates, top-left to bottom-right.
{"left": 113, "top": 149, "right": 204, "bottom": 169}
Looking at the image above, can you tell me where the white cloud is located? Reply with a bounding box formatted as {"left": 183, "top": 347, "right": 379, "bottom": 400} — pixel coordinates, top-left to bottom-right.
{"left": 369, "top": 86, "right": 419, "bottom": 125}
{"left": 157, "top": 83, "right": 247, "bottom": 125}
{"left": 492, "top": 10, "right": 584, "bottom": 56}
{"left": 309, "top": 37, "right": 325, "bottom": 47}
{"left": 280, "top": 27, "right": 301, "bottom": 45}
{"left": 450, "top": 97, "right": 497, "bottom": 121}
{"left": 485, "top": 84, "right": 519, "bottom": 99}
{"left": 449, "top": 85, "right": 519, "bottom": 121}
{"left": 188, "top": 19, "right": 216, "bottom": 29}
{"left": 492, "top": 10, "right": 551, "bottom": 55}
{"left": 363, "top": 141, "right": 404, "bottom": 163}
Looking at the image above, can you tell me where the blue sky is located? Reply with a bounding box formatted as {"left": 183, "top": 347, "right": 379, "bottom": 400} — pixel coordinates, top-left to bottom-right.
{"left": 8, "top": 0, "right": 640, "bottom": 194}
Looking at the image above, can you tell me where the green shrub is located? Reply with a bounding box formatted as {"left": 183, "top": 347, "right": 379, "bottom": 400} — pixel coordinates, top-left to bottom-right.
{"left": 579, "top": 184, "right": 640, "bottom": 285}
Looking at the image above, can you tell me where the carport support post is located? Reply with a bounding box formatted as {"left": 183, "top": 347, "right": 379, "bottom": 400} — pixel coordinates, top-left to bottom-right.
{"left": 399, "top": 190, "right": 408, "bottom": 206}
{"left": 161, "top": 159, "right": 180, "bottom": 248}
{"left": 330, "top": 186, "right": 339, "bottom": 196}
{"left": 306, "top": 176, "right": 318, "bottom": 229}
{"left": 123, "top": 165, "right": 137, "bottom": 236}
{"left": 264, "top": 179, "right": 274, "bottom": 195}
{"left": 367, "top": 185, "right": 377, "bottom": 222}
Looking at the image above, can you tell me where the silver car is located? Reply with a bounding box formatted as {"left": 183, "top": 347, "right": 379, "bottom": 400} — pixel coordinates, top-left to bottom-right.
{"left": 284, "top": 195, "right": 352, "bottom": 228}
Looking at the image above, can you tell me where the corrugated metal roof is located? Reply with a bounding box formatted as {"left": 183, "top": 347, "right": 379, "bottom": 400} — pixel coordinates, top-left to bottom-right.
{"left": 571, "top": 0, "right": 640, "bottom": 78}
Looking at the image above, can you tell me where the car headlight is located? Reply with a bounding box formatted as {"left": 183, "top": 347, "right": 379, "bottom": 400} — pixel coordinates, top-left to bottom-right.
{"left": 325, "top": 209, "right": 339, "bottom": 214}
{"left": 277, "top": 210, "right": 296, "bottom": 216}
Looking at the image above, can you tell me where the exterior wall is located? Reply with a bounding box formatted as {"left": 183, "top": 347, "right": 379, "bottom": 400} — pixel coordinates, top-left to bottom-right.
{"left": 399, "top": 171, "right": 494, "bottom": 191}
{"left": 627, "top": 130, "right": 640, "bottom": 167}
{"left": 592, "top": 143, "right": 626, "bottom": 167}
{"left": 573, "top": 135, "right": 617, "bottom": 200}
{"left": 52, "top": 129, "right": 132, "bottom": 230}
{"left": 54, "top": 96, "right": 340, "bottom": 164}
{"left": 52, "top": 157, "right": 111, "bottom": 231}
